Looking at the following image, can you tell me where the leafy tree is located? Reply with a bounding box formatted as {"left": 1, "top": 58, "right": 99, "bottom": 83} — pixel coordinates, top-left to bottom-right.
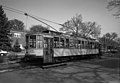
{"left": 0, "top": 5, "right": 11, "bottom": 51}
{"left": 30, "top": 25, "right": 49, "bottom": 33}
{"left": 13, "top": 39, "right": 21, "bottom": 52}
{"left": 103, "top": 32, "right": 118, "bottom": 40}
{"left": 60, "top": 14, "right": 101, "bottom": 38}
{"left": 99, "top": 32, "right": 118, "bottom": 52}
{"left": 9, "top": 19, "right": 24, "bottom": 31}
{"left": 107, "top": 0, "right": 120, "bottom": 17}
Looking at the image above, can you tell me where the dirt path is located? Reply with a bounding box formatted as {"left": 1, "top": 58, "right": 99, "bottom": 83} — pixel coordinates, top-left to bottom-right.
{"left": 0, "top": 57, "right": 119, "bottom": 83}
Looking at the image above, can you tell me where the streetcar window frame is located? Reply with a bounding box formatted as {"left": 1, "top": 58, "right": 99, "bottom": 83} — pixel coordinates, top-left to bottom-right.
{"left": 36, "top": 35, "right": 43, "bottom": 48}
{"left": 54, "top": 36, "right": 60, "bottom": 48}
{"left": 29, "top": 35, "right": 36, "bottom": 48}
{"left": 69, "top": 39, "right": 74, "bottom": 48}
{"left": 66, "top": 38, "right": 69, "bottom": 48}
{"left": 82, "top": 40, "right": 84, "bottom": 49}
{"left": 60, "top": 37, "right": 65, "bottom": 48}
{"left": 74, "top": 39, "right": 78, "bottom": 48}
{"left": 78, "top": 40, "right": 81, "bottom": 49}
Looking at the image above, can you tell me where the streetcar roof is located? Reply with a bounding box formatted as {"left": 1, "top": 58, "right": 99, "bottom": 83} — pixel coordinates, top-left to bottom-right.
{"left": 26, "top": 30, "right": 98, "bottom": 42}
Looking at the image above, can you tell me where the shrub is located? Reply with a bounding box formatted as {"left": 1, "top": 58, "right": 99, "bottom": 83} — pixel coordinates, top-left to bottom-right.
{"left": 0, "top": 56, "right": 8, "bottom": 63}
{"left": 7, "top": 52, "right": 18, "bottom": 61}
{"left": 13, "top": 39, "right": 21, "bottom": 52}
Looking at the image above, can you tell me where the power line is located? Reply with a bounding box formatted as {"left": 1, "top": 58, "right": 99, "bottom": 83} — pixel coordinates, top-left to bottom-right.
{"left": 3, "top": 6, "right": 59, "bottom": 32}
{"left": 24, "top": 13, "right": 58, "bottom": 32}
{"left": 2, "top": 5, "right": 25, "bottom": 14}
{"left": 3, "top": 7, "right": 24, "bottom": 15}
{"left": 30, "top": 14, "right": 63, "bottom": 26}
{"left": 2, "top": 5, "right": 63, "bottom": 26}
{"left": 3, "top": 5, "right": 59, "bottom": 31}
{"left": 2, "top": 5, "right": 73, "bottom": 33}
{"left": 2, "top": 5, "right": 73, "bottom": 36}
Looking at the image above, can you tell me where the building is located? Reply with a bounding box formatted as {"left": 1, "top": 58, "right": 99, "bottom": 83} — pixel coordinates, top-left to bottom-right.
{"left": 10, "top": 30, "right": 27, "bottom": 50}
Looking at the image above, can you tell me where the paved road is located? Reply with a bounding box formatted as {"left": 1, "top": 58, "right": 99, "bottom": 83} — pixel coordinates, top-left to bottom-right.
{"left": 0, "top": 57, "right": 119, "bottom": 83}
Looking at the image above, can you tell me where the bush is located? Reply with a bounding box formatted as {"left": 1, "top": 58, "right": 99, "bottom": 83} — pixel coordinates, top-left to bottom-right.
{"left": 0, "top": 45, "right": 12, "bottom": 51}
{"left": 0, "top": 56, "right": 8, "bottom": 63}
{"left": 0, "top": 56, "right": 3, "bottom": 63}
{"left": 7, "top": 52, "right": 18, "bottom": 61}
{"left": 13, "top": 39, "right": 22, "bottom": 52}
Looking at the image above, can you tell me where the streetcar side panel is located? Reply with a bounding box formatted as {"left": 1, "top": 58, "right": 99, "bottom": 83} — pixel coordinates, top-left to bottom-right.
{"left": 27, "top": 48, "right": 43, "bottom": 56}
{"left": 25, "top": 34, "right": 44, "bottom": 57}
{"left": 54, "top": 48, "right": 99, "bottom": 57}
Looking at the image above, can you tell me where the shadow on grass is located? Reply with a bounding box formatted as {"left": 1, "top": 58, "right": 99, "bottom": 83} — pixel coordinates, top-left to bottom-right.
{"left": 0, "top": 54, "right": 102, "bottom": 74}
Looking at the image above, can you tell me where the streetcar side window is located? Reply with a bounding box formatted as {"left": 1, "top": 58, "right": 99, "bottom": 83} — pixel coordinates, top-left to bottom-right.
{"left": 74, "top": 40, "right": 78, "bottom": 48}
{"left": 66, "top": 38, "right": 69, "bottom": 48}
{"left": 88, "top": 42, "right": 90, "bottom": 49}
{"left": 69, "top": 39, "right": 74, "bottom": 48}
{"left": 54, "top": 37, "right": 59, "bottom": 48}
{"left": 78, "top": 40, "right": 81, "bottom": 49}
{"left": 89, "top": 42, "right": 92, "bottom": 49}
{"left": 82, "top": 41, "right": 84, "bottom": 49}
{"left": 95, "top": 42, "right": 98, "bottom": 49}
{"left": 36, "top": 35, "right": 43, "bottom": 48}
{"left": 89, "top": 42, "right": 91, "bottom": 49}
{"left": 26, "top": 35, "right": 29, "bottom": 48}
{"left": 60, "top": 38, "right": 65, "bottom": 48}
{"left": 90, "top": 42, "right": 94, "bottom": 49}
{"left": 91, "top": 42, "right": 93, "bottom": 49}
{"left": 29, "top": 35, "right": 36, "bottom": 48}
{"left": 86, "top": 41, "right": 88, "bottom": 49}
{"left": 92, "top": 42, "right": 94, "bottom": 49}
{"left": 84, "top": 41, "right": 87, "bottom": 49}
{"left": 94, "top": 43, "right": 96, "bottom": 49}
{"left": 92, "top": 42, "right": 95, "bottom": 49}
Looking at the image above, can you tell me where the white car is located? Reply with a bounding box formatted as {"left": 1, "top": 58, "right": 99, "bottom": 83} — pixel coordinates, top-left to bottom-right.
{"left": 0, "top": 50, "right": 8, "bottom": 56}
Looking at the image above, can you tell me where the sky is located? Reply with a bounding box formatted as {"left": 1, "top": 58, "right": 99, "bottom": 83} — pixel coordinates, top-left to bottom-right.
{"left": 1, "top": 0, "right": 120, "bottom": 37}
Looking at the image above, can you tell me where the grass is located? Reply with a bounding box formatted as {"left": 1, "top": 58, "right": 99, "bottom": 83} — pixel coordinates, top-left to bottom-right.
{"left": 94, "top": 59, "right": 119, "bottom": 69}
{"left": 89, "top": 52, "right": 120, "bottom": 69}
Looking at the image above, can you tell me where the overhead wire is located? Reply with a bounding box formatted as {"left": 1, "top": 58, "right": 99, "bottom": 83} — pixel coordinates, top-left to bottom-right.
{"left": 2, "top": 5, "right": 60, "bottom": 32}
{"left": 2, "top": 5, "right": 73, "bottom": 37}
{"left": 2, "top": 5, "right": 64, "bottom": 26}
{"left": 24, "top": 13, "right": 58, "bottom": 32}
{"left": 29, "top": 14, "right": 63, "bottom": 26}
{"left": 3, "top": 7, "right": 24, "bottom": 15}
{"left": 2, "top": 5, "right": 25, "bottom": 14}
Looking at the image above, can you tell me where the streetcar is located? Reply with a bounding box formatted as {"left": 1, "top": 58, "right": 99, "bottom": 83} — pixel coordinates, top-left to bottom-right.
{"left": 23, "top": 30, "right": 100, "bottom": 63}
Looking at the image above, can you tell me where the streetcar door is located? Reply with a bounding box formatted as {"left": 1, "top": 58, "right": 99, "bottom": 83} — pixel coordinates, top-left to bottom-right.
{"left": 43, "top": 37, "right": 54, "bottom": 63}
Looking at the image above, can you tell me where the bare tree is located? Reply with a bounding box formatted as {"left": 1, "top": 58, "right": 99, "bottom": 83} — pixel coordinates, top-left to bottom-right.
{"left": 60, "top": 14, "right": 101, "bottom": 38}
{"left": 81, "top": 21, "right": 101, "bottom": 38}
{"left": 60, "top": 14, "right": 83, "bottom": 37}
{"left": 107, "top": 0, "right": 120, "bottom": 18}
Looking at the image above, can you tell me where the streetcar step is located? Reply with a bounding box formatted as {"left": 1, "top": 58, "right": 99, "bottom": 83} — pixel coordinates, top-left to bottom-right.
{"left": 41, "top": 63, "right": 67, "bottom": 69}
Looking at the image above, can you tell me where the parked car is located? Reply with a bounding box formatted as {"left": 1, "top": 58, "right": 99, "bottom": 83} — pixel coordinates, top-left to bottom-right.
{"left": 0, "top": 50, "right": 8, "bottom": 56}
